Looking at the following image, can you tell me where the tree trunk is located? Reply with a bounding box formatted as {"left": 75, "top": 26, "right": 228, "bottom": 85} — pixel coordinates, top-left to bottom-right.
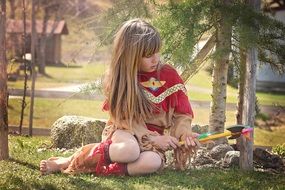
{"left": 8, "top": 0, "right": 15, "bottom": 18}
{"left": 238, "top": 48, "right": 257, "bottom": 170}
{"left": 238, "top": 0, "right": 260, "bottom": 171}
{"left": 209, "top": 6, "right": 232, "bottom": 145}
{"left": 8, "top": 0, "right": 20, "bottom": 57}
{"left": 19, "top": 0, "right": 28, "bottom": 134}
{"left": 236, "top": 49, "right": 246, "bottom": 124}
{"left": 29, "top": 0, "right": 37, "bottom": 136}
{"left": 0, "top": 0, "right": 9, "bottom": 160}
{"left": 38, "top": 6, "right": 50, "bottom": 75}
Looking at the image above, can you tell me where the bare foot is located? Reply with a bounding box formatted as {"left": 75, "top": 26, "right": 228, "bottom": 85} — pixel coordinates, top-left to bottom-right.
{"left": 40, "top": 157, "right": 70, "bottom": 175}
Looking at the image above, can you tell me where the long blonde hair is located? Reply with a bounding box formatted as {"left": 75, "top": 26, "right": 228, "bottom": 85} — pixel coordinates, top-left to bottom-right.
{"left": 104, "top": 19, "right": 161, "bottom": 129}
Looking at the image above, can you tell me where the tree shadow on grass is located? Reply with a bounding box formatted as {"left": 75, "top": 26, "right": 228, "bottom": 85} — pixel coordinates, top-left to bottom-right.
{"left": 4, "top": 175, "right": 104, "bottom": 190}
{"left": 9, "top": 157, "right": 38, "bottom": 170}
{"left": 63, "top": 176, "right": 115, "bottom": 190}
{"left": 1, "top": 173, "right": 57, "bottom": 190}
{"left": 142, "top": 168, "right": 285, "bottom": 190}
{"left": 4, "top": 159, "right": 114, "bottom": 189}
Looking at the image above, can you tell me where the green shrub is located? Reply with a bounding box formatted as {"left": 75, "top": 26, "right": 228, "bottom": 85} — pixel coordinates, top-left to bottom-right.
{"left": 272, "top": 143, "right": 285, "bottom": 158}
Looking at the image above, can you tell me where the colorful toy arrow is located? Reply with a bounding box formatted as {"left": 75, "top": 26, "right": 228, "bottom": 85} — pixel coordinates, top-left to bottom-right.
{"left": 180, "top": 125, "right": 253, "bottom": 145}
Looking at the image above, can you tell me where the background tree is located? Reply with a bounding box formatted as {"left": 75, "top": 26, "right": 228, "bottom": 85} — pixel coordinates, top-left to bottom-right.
{"left": 8, "top": 0, "right": 20, "bottom": 57}
{"left": 155, "top": 0, "right": 285, "bottom": 141}
{"left": 28, "top": 0, "right": 37, "bottom": 136}
{"left": 237, "top": 0, "right": 260, "bottom": 169}
{"left": 19, "top": 0, "right": 28, "bottom": 134}
{"left": 0, "top": 0, "right": 9, "bottom": 160}
{"left": 208, "top": 1, "right": 232, "bottom": 143}
{"left": 37, "top": 0, "right": 64, "bottom": 75}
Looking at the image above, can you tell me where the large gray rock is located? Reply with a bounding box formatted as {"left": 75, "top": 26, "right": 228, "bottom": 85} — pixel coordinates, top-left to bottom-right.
{"left": 193, "top": 149, "right": 215, "bottom": 165}
{"left": 209, "top": 144, "right": 234, "bottom": 160}
{"left": 51, "top": 116, "right": 106, "bottom": 149}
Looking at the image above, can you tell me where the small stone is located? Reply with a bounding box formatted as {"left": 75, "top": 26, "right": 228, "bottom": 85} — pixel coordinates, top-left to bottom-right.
{"left": 37, "top": 148, "right": 46, "bottom": 152}
{"left": 223, "top": 151, "right": 240, "bottom": 167}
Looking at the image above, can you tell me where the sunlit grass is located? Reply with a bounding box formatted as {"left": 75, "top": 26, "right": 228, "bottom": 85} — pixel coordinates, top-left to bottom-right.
{"left": 254, "top": 127, "right": 285, "bottom": 146}
{"left": 8, "top": 64, "right": 107, "bottom": 89}
{"left": 0, "top": 136, "right": 284, "bottom": 190}
{"left": 187, "top": 69, "right": 285, "bottom": 106}
{"left": 8, "top": 97, "right": 108, "bottom": 128}
{"left": 192, "top": 107, "right": 237, "bottom": 127}
{"left": 9, "top": 98, "right": 237, "bottom": 129}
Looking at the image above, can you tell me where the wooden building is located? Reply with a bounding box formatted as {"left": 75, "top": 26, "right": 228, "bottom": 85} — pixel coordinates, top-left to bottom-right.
{"left": 6, "top": 19, "right": 68, "bottom": 64}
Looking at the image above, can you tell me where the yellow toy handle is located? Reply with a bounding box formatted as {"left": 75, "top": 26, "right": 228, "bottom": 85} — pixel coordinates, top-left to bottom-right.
{"left": 179, "top": 131, "right": 232, "bottom": 145}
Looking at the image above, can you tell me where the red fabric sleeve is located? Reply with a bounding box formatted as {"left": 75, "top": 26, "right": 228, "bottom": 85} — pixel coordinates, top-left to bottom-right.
{"left": 163, "top": 65, "right": 194, "bottom": 118}
{"left": 175, "top": 90, "right": 194, "bottom": 118}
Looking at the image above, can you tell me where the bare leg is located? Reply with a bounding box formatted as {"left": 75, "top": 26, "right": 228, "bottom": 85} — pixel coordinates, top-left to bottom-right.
{"left": 109, "top": 130, "right": 162, "bottom": 175}
{"left": 40, "top": 156, "right": 72, "bottom": 175}
{"left": 127, "top": 151, "right": 162, "bottom": 176}
{"left": 109, "top": 130, "right": 140, "bottom": 163}
{"left": 40, "top": 130, "right": 142, "bottom": 175}
{"left": 39, "top": 143, "right": 97, "bottom": 175}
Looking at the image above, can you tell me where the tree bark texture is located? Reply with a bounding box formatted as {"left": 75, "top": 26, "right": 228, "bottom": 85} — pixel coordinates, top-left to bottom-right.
{"left": 38, "top": 5, "right": 50, "bottom": 75}
{"left": 209, "top": 11, "right": 232, "bottom": 144}
{"left": 238, "top": 0, "right": 260, "bottom": 171}
{"left": 29, "top": 0, "right": 37, "bottom": 136}
{"left": 8, "top": 0, "right": 20, "bottom": 57}
{"left": 8, "top": 0, "right": 15, "bottom": 18}
{"left": 238, "top": 48, "right": 257, "bottom": 170}
{"left": 19, "top": 0, "right": 27, "bottom": 134}
{"left": 236, "top": 49, "right": 246, "bottom": 125}
{"left": 0, "top": 0, "right": 9, "bottom": 160}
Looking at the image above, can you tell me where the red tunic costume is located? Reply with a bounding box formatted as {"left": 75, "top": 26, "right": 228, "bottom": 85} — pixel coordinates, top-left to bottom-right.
{"left": 102, "top": 64, "right": 195, "bottom": 170}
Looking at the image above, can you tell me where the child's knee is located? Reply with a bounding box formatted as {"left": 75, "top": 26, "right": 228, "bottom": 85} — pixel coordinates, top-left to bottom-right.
{"left": 110, "top": 130, "right": 140, "bottom": 162}
{"left": 121, "top": 140, "right": 140, "bottom": 160}
{"left": 110, "top": 140, "right": 140, "bottom": 162}
{"left": 142, "top": 152, "right": 162, "bottom": 172}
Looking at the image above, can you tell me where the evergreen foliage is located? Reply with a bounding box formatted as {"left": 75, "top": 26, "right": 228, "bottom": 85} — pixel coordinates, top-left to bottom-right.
{"left": 156, "top": 0, "right": 285, "bottom": 74}
{"left": 99, "top": 0, "right": 285, "bottom": 75}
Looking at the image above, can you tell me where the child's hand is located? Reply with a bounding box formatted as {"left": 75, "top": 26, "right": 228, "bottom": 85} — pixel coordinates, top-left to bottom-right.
{"left": 150, "top": 135, "right": 181, "bottom": 151}
{"left": 182, "top": 133, "right": 201, "bottom": 150}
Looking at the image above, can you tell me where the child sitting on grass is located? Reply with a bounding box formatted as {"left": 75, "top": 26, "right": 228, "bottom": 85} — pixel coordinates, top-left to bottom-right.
{"left": 40, "top": 18, "right": 199, "bottom": 176}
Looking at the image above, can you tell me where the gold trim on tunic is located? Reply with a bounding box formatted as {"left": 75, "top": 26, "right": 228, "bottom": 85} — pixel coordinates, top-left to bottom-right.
{"left": 143, "top": 83, "right": 187, "bottom": 104}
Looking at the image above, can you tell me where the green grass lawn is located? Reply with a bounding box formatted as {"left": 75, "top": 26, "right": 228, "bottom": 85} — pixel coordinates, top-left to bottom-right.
{"left": 8, "top": 63, "right": 107, "bottom": 89}
{"left": 8, "top": 97, "right": 108, "bottom": 128}
{"left": 9, "top": 97, "right": 238, "bottom": 129}
{"left": 187, "top": 69, "right": 285, "bottom": 106}
{"left": 254, "top": 127, "right": 285, "bottom": 146}
{"left": 0, "top": 136, "right": 284, "bottom": 190}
